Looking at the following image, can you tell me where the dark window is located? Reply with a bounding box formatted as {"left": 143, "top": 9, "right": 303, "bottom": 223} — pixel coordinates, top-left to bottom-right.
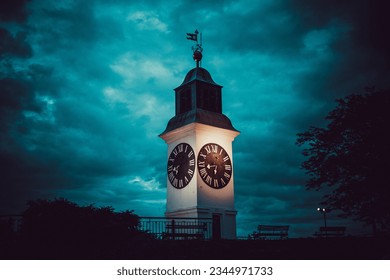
{"left": 178, "top": 88, "right": 191, "bottom": 114}
{"left": 209, "top": 90, "right": 216, "bottom": 112}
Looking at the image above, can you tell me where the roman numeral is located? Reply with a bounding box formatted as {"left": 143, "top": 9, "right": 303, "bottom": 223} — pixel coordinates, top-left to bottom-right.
{"left": 205, "top": 175, "right": 212, "bottom": 185}
{"left": 211, "top": 144, "right": 218, "bottom": 153}
{"left": 199, "top": 152, "right": 206, "bottom": 159}
{"left": 184, "top": 144, "right": 188, "bottom": 153}
{"left": 188, "top": 169, "right": 194, "bottom": 177}
{"left": 188, "top": 150, "right": 194, "bottom": 158}
{"left": 223, "top": 156, "right": 230, "bottom": 162}
{"left": 224, "top": 172, "right": 231, "bottom": 180}
{"left": 178, "top": 179, "right": 183, "bottom": 188}
{"left": 167, "top": 165, "right": 173, "bottom": 172}
{"left": 205, "top": 145, "right": 211, "bottom": 154}
{"left": 198, "top": 161, "right": 205, "bottom": 168}
{"left": 221, "top": 178, "right": 226, "bottom": 186}
{"left": 213, "top": 179, "right": 219, "bottom": 188}
{"left": 168, "top": 172, "right": 174, "bottom": 181}
{"left": 172, "top": 149, "right": 178, "bottom": 157}
{"left": 178, "top": 144, "right": 184, "bottom": 153}
{"left": 225, "top": 164, "right": 231, "bottom": 171}
{"left": 189, "top": 159, "right": 195, "bottom": 166}
{"left": 172, "top": 178, "right": 178, "bottom": 187}
{"left": 199, "top": 168, "right": 207, "bottom": 178}
{"left": 184, "top": 176, "right": 189, "bottom": 184}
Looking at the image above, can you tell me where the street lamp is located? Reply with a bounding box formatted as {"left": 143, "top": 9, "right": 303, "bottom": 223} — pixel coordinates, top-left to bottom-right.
{"left": 317, "top": 207, "right": 327, "bottom": 228}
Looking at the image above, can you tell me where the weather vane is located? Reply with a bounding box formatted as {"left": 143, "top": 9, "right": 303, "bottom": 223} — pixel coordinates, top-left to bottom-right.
{"left": 186, "top": 29, "right": 203, "bottom": 67}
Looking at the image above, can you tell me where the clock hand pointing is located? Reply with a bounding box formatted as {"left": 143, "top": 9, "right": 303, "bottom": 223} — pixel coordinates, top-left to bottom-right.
{"left": 173, "top": 165, "right": 180, "bottom": 175}
{"left": 207, "top": 164, "right": 218, "bottom": 174}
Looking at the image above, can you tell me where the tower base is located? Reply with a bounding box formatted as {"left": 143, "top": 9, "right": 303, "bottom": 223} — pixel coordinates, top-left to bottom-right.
{"left": 166, "top": 207, "right": 237, "bottom": 239}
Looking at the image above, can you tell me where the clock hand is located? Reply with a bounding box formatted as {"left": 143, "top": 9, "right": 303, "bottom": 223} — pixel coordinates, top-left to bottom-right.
{"left": 207, "top": 164, "right": 218, "bottom": 174}
{"left": 173, "top": 165, "right": 180, "bottom": 175}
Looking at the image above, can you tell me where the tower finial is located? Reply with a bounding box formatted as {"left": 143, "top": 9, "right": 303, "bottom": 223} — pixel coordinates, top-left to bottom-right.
{"left": 186, "top": 29, "right": 203, "bottom": 67}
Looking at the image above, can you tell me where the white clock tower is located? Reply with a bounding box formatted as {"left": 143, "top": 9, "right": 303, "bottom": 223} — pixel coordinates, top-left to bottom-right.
{"left": 160, "top": 32, "right": 239, "bottom": 239}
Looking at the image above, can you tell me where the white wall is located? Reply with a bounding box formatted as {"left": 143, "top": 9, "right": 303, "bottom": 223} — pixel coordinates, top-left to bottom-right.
{"left": 161, "top": 123, "right": 240, "bottom": 239}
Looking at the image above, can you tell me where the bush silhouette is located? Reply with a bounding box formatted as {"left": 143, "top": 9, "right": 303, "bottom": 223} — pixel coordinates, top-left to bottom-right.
{"left": 19, "top": 198, "right": 146, "bottom": 258}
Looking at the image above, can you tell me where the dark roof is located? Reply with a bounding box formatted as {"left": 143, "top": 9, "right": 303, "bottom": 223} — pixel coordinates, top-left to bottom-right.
{"left": 177, "top": 67, "right": 221, "bottom": 88}
{"left": 160, "top": 109, "right": 239, "bottom": 136}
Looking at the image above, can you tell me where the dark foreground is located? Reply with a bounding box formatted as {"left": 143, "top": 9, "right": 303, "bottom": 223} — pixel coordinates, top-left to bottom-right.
{"left": 2, "top": 237, "right": 390, "bottom": 260}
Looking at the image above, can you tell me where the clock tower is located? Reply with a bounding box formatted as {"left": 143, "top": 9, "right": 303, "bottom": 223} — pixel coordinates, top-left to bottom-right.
{"left": 160, "top": 31, "right": 239, "bottom": 239}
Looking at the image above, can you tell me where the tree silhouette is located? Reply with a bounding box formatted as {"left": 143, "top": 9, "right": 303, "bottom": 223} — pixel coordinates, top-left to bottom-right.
{"left": 20, "top": 198, "right": 147, "bottom": 258}
{"left": 297, "top": 88, "right": 390, "bottom": 234}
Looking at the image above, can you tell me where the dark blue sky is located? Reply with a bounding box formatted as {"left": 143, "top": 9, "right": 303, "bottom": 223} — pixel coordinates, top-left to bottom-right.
{"left": 1, "top": 0, "right": 389, "bottom": 237}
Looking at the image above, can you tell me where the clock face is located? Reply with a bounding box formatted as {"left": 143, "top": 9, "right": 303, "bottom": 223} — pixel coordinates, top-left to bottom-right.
{"left": 197, "top": 143, "right": 232, "bottom": 189}
{"left": 167, "top": 143, "right": 195, "bottom": 189}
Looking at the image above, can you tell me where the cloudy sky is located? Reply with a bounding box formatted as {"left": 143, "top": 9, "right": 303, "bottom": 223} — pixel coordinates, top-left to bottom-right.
{"left": 1, "top": 0, "right": 389, "bottom": 237}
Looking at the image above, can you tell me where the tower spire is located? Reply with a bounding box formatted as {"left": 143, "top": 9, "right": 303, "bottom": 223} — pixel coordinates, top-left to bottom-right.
{"left": 186, "top": 29, "right": 203, "bottom": 67}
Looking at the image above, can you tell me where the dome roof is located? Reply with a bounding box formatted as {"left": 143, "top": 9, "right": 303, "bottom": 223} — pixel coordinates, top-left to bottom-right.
{"left": 179, "top": 67, "right": 219, "bottom": 87}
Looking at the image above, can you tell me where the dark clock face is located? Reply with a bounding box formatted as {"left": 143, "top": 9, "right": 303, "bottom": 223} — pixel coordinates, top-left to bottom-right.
{"left": 197, "top": 143, "right": 232, "bottom": 189}
{"left": 167, "top": 143, "right": 195, "bottom": 189}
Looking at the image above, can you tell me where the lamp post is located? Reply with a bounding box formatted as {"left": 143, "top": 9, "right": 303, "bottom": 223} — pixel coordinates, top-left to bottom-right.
{"left": 317, "top": 207, "right": 327, "bottom": 228}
